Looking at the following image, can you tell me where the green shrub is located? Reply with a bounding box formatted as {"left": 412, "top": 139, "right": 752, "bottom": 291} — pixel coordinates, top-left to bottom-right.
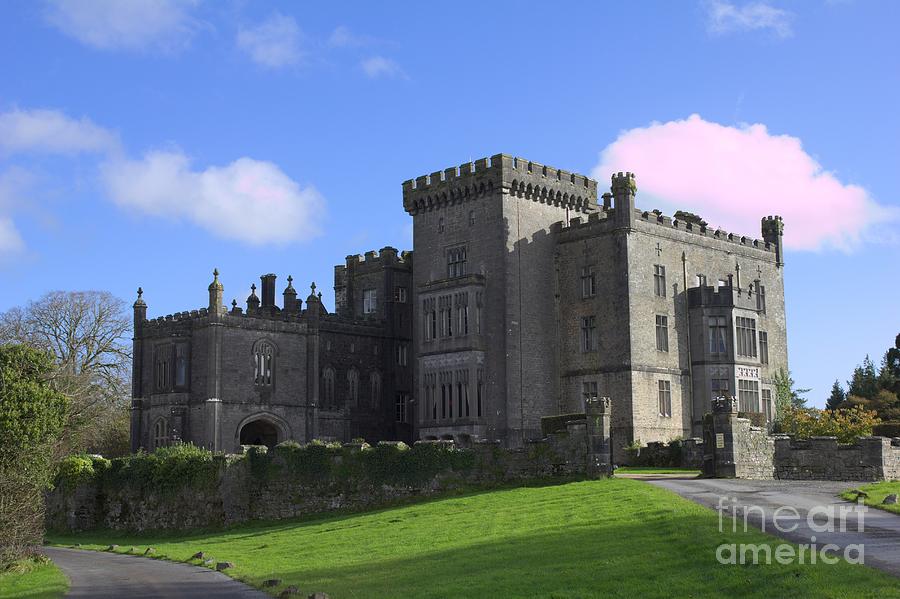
{"left": 540, "top": 413, "right": 585, "bottom": 437}
{"left": 873, "top": 422, "right": 900, "bottom": 437}
{"left": 738, "top": 412, "right": 768, "bottom": 428}
{"left": 55, "top": 455, "right": 110, "bottom": 490}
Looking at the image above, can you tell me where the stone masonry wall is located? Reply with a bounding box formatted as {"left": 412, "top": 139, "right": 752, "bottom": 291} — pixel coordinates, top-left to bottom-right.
{"left": 47, "top": 418, "right": 609, "bottom": 533}
{"left": 704, "top": 399, "right": 900, "bottom": 481}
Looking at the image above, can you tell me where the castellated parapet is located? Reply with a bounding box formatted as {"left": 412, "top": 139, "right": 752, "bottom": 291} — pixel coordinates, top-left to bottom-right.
{"left": 402, "top": 153, "right": 598, "bottom": 215}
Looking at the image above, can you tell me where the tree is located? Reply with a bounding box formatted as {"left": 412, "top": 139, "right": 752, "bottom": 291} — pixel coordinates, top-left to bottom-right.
{"left": 0, "top": 344, "right": 68, "bottom": 566}
{"left": 778, "top": 404, "right": 880, "bottom": 444}
{"left": 847, "top": 355, "right": 879, "bottom": 400}
{"left": 825, "top": 379, "right": 846, "bottom": 411}
{"left": 878, "top": 347, "right": 899, "bottom": 395}
{"left": 774, "top": 368, "right": 809, "bottom": 417}
{"left": 0, "top": 291, "right": 131, "bottom": 456}
{"left": 885, "top": 333, "right": 900, "bottom": 395}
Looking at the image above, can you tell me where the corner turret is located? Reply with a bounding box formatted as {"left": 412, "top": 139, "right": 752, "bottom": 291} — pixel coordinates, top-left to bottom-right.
{"left": 611, "top": 172, "right": 637, "bottom": 228}
{"left": 208, "top": 269, "right": 224, "bottom": 314}
{"left": 283, "top": 275, "right": 300, "bottom": 313}
{"left": 246, "top": 283, "right": 260, "bottom": 313}
{"left": 761, "top": 215, "right": 784, "bottom": 267}
{"left": 133, "top": 286, "right": 147, "bottom": 326}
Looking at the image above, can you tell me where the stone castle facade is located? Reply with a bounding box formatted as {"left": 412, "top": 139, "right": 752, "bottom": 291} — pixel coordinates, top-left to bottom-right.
{"left": 130, "top": 153, "right": 787, "bottom": 459}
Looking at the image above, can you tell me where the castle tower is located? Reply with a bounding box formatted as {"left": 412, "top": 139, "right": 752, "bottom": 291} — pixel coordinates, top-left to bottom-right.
{"left": 402, "top": 154, "right": 598, "bottom": 445}
{"left": 130, "top": 287, "right": 147, "bottom": 453}
{"left": 611, "top": 172, "right": 636, "bottom": 228}
{"left": 761, "top": 216, "right": 784, "bottom": 267}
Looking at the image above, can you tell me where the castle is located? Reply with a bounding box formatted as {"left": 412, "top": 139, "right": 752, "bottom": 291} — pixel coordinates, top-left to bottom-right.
{"left": 130, "top": 154, "right": 787, "bottom": 460}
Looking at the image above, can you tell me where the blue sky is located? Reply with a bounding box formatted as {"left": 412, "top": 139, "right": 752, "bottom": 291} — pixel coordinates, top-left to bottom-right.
{"left": 0, "top": 1, "right": 897, "bottom": 406}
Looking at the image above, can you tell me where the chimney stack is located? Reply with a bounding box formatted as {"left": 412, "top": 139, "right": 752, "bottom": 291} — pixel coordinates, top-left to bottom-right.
{"left": 261, "top": 274, "right": 277, "bottom": 308}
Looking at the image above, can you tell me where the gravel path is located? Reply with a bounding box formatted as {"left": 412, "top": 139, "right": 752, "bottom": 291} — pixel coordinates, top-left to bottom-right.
{"left": 44, "top": 546, "right": 270, "bottom": 598}
{"left": 644, "top": 477, "right": 900, "bottom": 578}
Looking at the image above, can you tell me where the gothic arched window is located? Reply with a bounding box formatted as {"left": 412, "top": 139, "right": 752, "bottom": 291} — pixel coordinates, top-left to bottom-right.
{"left": 369, "top": 371, "right": 381, "bottom": 409}
{"left": 322, "top": 367, "right": 335, "bottom": 406}
{"left": 253, "top": 340, "right": 276, "bottom": 388}
{"left": 347, "top": 369, "right": 359, "bottom": 406}
{"left": 152, "top": 417, "right": 169, "bottom": 449}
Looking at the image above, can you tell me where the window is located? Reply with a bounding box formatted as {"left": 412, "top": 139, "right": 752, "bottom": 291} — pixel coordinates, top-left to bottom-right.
{"left": 581, "top": 266, "right": 596, "bottom": 298}
{"left": 441, "top": 378, "right": 448, "bottom": 419}
{"left": 322, "top": 367, "right": 335, "bottom": 406}
{"left": 759, "top": 331, "right": 769, "bottom": 365}
{"left": 736, "top": 317, "right": 758, "bottom": 358}
{"left": 658, "top": 380, "right": 672, "bottom": 417}
{"left": 712, "top": 378, "right": 730, "bottom": 401}
{"left": 457, "top": 304, "right": 468, "bottom": 335}
{"left": 696, "top": 274, "right": 707, "bottom": 287}
{"left": 655, "top": 315, "right": 669, "bottom": 352}
{"left": 581, "top": 316, "right": 597, "bottom": 352}
{"left": 756, "top": 284, "right": 767, "bottom": 313}
{"left": 154, "top": 344, "right": 172, "bottom": 392}
{"left": 438, "top": 216, "right": 444, "bottom": 233}
{"left": 363, "top": 289, "right": 377, "bottom": 314}
{"left": 174, "top": 343, "right": 189, "bottom": 389}
{"left": 370, "top": 372, "right": 381, "bottom": 408}
{"left": 396, "top": 393, "right": 409, "bottom": 423}
{"left": 429, "top": 310, "right": 437, "bottom": 339}
{"left": 708, "top": 317, "right": 728, "bottom": 355}
{"left": 654, "top": 265, "right": 666, "bottom": 297}
{"left": 582, "top": 381, "right": 598, "bottom": 400}
{"left": 394, "top": 287, "right": 408, "bottom": 303}
{"left": 152, "top": 417, "right": 169, "bottom": 448}
{"left": 447, "top": 246, "right": 467, "bottom": 278}
{"left": 762, "top": 388, "right": 773, "bottom": 422}
{"left": 738, "top": 379, "right": 760, "bottom": 412}
{"left": 442, "top": 304, "right": 452, "bottom": 337}
{"left": 396, "top": 343, "right": 408, "bottom": 366}
{"left": 347, "top": 369, "right": 359, "bottom": 405}
{"left": 253, "top": 341, "right": 275, "bottom": 387}
{"left": 476, "top": 369, "right": 484, "bottom": 417}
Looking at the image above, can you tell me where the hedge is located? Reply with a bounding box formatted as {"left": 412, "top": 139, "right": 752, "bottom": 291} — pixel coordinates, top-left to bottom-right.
{"left": 738, "top": 411, "right": 768, "bottom": 428}
{"left": 540, "top": 413, "right": 586, "bottom": 437}
{"left": 873, "top": 422, "right": 900, "bottom": 438}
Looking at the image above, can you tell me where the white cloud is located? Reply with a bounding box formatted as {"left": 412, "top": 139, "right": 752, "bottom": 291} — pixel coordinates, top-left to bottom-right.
{"left": 705, "top": 1, "right": 793, "bottom": 38}
{"left": 0, "top": 168, "right": 33, "bottom": 256}
{"left": 360, "top": 56, "right": 406, "bottom": 80}
{"left": 0, "top": 108, "right": 119, "bottom": 156}
{"left": 100, "top": 151, "right": 324, "bottom": 245}
{"left": 594, "top": 114, "right": 897, "bottom": 251}
{"left": 44, "top": 0, "right": 199, "bottom": 51}
{"left": 328, "top": 25, "right": 372, "bottom": 48}
{"left": 237, "top": 13, "right": 304, "bottom": 69}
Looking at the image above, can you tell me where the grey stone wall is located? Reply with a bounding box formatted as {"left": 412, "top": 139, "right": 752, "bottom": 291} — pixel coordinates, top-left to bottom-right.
{"left": 703, "top": 400, "right": 900, "bottom": 481}
{"left": 48, "top": 417, "right": 609, "bottom": 533}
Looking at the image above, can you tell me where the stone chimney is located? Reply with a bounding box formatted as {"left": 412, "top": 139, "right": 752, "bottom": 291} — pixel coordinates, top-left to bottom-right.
{"left": 260, "top": 274, "right": 277, "bottom": 309}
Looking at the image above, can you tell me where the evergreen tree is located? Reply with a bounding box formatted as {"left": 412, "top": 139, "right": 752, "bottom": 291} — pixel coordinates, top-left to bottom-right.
{"left": 774, "top": 368, "right": 809, "bottom": 417}
{"left": 848, "top": 355, "right": 879, "bottom": 399}
{"left": 825, "top": 379, "right": 846, "bottom": 411}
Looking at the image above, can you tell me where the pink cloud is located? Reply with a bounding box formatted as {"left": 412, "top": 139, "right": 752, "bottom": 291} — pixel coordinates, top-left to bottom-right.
{"left": 593, "top": 114, "right": 894, "bottom": 251}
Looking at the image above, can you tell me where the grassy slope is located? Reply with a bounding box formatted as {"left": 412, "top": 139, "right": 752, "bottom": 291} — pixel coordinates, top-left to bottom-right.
{"left": 0, "top": 559, "right": 68, "bottom": 599}
{"left": 841, "top": 481, "right": 900, "bottom": 515}
{"left": 49, "top": 479, "right": 899, "bottom": 599}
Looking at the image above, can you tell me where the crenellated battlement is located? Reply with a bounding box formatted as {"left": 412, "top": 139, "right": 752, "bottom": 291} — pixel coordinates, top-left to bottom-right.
{"left": 402, "top": 153, "right": 598, "bottom": 215}
{"left": 555, "top": 203, "right": 777, "bottom": 256}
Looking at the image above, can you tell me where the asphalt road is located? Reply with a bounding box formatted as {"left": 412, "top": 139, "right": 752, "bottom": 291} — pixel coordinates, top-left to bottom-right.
{"left": 43, "top": 547, "right": 270, "bottom": 598}
{"left": 645, "top": 477, "right": 900, "bottom": 578}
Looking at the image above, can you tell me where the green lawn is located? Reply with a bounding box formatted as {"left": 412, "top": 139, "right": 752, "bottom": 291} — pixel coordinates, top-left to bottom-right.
{"left": 614, "top": 466, "right": 701, "bottom": 476}
{"left": 841, "top": 481, "right": 900, "bottom": 515}
{"left": 49, "top": 479, "right": 899, "bottom": 598}
{"left": 0, "top": 557, "right": 68, "bottom": 599}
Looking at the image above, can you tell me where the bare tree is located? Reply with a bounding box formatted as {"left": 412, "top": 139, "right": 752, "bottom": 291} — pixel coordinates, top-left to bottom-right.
{"left": 0, "top": 291, "right": 132, "bottom": 455}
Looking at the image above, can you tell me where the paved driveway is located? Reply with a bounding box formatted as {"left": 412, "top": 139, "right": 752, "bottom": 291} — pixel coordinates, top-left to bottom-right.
{"left": 644, "top": 477, "right": 900, "bottom": 578}
{"left": 44, "top": 547, "right": 269, "bottom": 598}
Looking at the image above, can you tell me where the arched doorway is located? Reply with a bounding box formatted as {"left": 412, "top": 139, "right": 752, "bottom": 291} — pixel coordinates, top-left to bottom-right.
{"left": 239, "top": 419, "right": 279, "bottom": 448}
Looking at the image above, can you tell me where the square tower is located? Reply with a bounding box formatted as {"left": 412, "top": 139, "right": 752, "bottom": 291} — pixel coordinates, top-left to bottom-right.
{"left": 403, "top": 154, "right": 598, "bottom": 445}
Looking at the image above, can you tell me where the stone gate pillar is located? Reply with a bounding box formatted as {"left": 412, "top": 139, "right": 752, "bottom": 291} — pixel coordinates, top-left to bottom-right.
{"left": 705, "top": 396, "right": 738, "bottom": 478}
{"left": 584, "top": 396, "right": 612, "bottom": 478}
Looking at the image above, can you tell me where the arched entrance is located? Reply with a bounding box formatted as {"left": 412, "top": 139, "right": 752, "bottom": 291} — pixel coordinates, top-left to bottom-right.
{"left": 239, "top": 419, "right": 279, "bottom": 448}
